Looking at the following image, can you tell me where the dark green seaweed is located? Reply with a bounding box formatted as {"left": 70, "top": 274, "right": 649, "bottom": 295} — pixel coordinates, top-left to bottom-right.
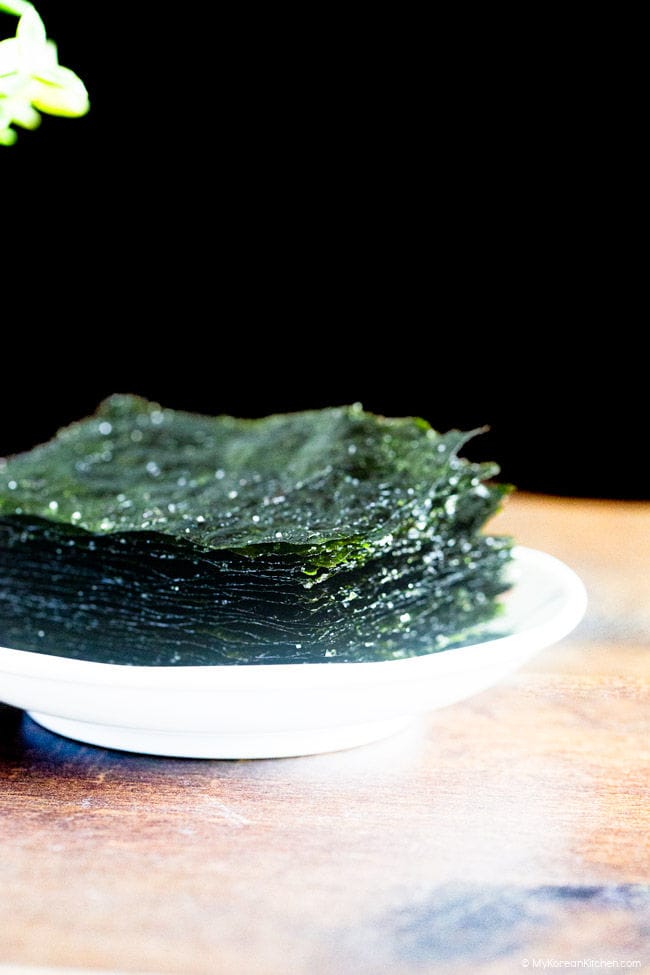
{"left": 0, "top": 397, "right": 513, "bottom": 664}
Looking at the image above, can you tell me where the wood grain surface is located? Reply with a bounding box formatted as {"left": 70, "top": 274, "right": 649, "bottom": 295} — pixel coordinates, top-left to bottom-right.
{"left": 0, "top": 493, "right": 648, "bottom": 975}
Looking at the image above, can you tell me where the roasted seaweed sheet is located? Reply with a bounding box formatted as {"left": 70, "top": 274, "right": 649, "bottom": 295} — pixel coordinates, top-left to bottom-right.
{"left": 0, "top": 397, "right": 513, "bottom": 664}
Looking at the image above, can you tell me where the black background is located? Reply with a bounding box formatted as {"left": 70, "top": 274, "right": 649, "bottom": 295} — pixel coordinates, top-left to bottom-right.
{"left": 1, "top": 4, "right": 644, "bottom": 499}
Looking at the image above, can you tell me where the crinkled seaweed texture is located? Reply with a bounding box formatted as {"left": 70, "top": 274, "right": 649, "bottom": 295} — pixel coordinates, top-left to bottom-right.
{"left": 0, "top": 396, "right": 513, "bottom": 664}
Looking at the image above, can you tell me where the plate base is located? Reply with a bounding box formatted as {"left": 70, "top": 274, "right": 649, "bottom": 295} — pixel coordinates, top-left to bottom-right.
{"left": 27, "top": 711, "right": 415, "bottom": 759}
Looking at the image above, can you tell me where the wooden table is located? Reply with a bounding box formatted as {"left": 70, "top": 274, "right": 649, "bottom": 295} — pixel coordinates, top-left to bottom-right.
{"left": 1, "top": 494, "right": 648, "bottom": 975}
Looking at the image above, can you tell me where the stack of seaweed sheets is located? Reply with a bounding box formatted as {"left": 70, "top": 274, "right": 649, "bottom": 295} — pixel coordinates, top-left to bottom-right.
{"left": 0, "top": 396, "right": 513, "bottom": 665}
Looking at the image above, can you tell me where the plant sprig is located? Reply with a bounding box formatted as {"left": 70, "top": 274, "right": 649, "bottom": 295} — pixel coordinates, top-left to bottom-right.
{"left": 0, "top": 0, "right": 89, "bottom": 145}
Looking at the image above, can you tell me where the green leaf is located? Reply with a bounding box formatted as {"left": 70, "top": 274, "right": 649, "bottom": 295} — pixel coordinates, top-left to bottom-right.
{"left": 0, "top": 1, "right": 88, "bottom": 144}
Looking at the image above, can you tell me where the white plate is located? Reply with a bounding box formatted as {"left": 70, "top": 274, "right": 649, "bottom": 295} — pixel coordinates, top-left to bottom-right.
{"left": 0, "top": 546, "right": 587, "bottom": 759}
